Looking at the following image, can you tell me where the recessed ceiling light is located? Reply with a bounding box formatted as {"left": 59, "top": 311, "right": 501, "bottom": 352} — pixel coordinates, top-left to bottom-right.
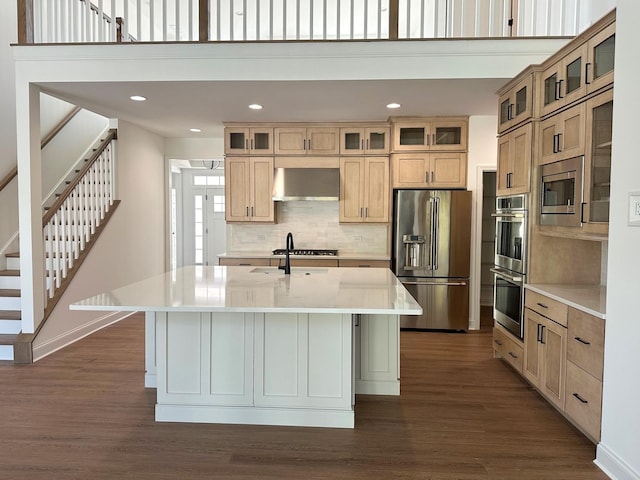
{"left": 248, "top": 104, "right": 263, "bottom": 110}
{"left": 190, "top": 128, "right": 202, "bottom": 133}
{"left": 387, "top": 102, "right": 401, "bottom": 109}
{"left": 130, "top": 95, "right": 147, "bottom": 101}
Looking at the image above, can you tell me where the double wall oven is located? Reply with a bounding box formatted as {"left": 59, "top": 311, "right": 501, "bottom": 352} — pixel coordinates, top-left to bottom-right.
{"left": 491, "top": 194, "right": 528, "bottom": 339}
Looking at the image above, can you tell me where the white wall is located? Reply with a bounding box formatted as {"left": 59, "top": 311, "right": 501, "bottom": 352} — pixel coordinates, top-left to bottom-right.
{"left": 0, "top": 1, "right": 19, "bottom": 263}
{"left": 164, "top": 137, "right": 224, "bottom": 159}
{"left": 579, "top": 0, "right": 617, "bottom": 32}
{"left": 596, "top": 2, "right": 640, "bottom": 479}
{"left": 467, "top": 115, "right": 498, "bottom": 330}
{"left": 32, "top": 120, "right": 166, "bottom": 360}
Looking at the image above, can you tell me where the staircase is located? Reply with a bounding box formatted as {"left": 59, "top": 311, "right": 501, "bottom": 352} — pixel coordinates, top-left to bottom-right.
{"left": 0, "top": 129, "right": 119, "bottom": 363}
{"left": 0, "top": 253, "right": 21, "bottom": 361}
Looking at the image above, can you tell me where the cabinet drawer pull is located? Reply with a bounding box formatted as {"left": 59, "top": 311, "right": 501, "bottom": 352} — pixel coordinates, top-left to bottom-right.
{"left": 508, "top": 351, "right": 518, "bottom": 359}
{"left": 574, "top": 336, "right": 591, "bottom": 345}
{"left": 572, "top": 393, "right": 589, "bottom": 404}
{"left": 494, "top": 339, "right": 503, "bottom": 347}
{"left": 536, "top": 302, "right": 549, "bottom": 309}
{"left": 239, "top": 263, "right": 250, "bottom": 266}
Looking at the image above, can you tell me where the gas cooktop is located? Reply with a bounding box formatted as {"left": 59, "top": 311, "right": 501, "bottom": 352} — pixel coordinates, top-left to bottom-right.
{"left": 272, "top": 249, "right": 338, "bottom": 256}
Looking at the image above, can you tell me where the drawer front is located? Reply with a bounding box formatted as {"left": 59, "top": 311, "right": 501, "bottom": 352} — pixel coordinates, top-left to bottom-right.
{"left": 219, "top": 258, "right": 271, "bottom": 266}
{"left": 493, "top": 327, "right": 524, "bottom": 373}
{"left": 567, "top": 308, "right": 605, "bottom": 380}
{"left": 525, "top": 290, "right": 568, "bottom": 326}
{"left": 338, "top": 259, "right": 390, "bottom": 268}
{"left": 565, "top": 360, "right": 602, "bottom": 442}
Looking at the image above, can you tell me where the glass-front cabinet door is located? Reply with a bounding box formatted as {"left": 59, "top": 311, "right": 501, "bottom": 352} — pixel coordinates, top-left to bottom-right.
{"left": 587, "top": 23, "right": 615, "bottom": 93}
{"left": 541, "top": 44, "right": 587, "bottom": 117}
{"left": 225, "top": 127, "right": 273, "bottom": 155}
{"left": 584, "top": 89, "right": 613, "bottom": 228}
{"left": 340, "top": 126, "right": 390, "bottom": 154}
{"left": 392, "top": 119, "right": 467, "bottom": 152}
{"left": 498, "top": 72, "right": 534, "bottom": 134}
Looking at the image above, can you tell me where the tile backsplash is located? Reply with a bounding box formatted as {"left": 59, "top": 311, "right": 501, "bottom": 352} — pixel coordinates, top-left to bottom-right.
{"left": 227, "top": 201, "right": 389, "bottom": 255}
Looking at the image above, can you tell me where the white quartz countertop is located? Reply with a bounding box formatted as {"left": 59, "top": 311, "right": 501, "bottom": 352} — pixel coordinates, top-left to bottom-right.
{"left": 218, "top": 252, "right": 391, "bottom": 261}
{"left": 526, "top": 284, "right": 606, "bottom": 319}
{"left": 70, "top": 266, "right": 422, "bottom": 315}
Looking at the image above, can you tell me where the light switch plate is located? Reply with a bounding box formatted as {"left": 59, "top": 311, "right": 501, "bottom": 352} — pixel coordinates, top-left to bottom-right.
{"left": 629, "top": 192, "right": 640, "bottom": 226}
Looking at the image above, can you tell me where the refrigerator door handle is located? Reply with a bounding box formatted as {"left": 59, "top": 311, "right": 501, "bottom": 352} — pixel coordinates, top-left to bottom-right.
{"left": 432, "top": 196, "right": 439, "bottom": 271}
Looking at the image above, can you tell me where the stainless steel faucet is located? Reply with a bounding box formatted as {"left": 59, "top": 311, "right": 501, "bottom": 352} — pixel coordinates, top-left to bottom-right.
{"left": 278, "top": 232, "right": 295, "bottom": 274}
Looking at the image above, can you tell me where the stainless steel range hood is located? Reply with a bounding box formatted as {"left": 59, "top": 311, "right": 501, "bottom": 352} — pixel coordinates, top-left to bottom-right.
{"left": 272, "top": 167, "right": 340, "bottom": 201}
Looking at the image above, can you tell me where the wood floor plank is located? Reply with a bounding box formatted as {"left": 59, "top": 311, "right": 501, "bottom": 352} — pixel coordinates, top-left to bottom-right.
{"left": 0, "top": 313, "right": 607, "bottom": 479}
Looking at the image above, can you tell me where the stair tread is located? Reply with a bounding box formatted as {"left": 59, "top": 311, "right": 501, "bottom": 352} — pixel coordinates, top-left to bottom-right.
{"left": 0, "top": 334, "right": 18, "bottom": 345}
{"left": 0, "top": 270, "right": 20, "bottom": 276}
{"left": 0, "top": 289, "right": 21, "bottom": 297}
{"left": 0, "top": 310, "right": 21, "bottom": 320}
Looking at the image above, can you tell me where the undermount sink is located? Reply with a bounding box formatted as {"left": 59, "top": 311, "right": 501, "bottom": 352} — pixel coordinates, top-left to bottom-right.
{"left": 250, "top": 267, "right": 328, "bottom": 275}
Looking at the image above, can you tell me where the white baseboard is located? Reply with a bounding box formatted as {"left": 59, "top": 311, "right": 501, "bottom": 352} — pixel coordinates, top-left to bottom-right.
{"left": 0, "top": 345, "right": 14, "bottom": 361}
{"left": 145, "top": 373, "right": 157, "bottom": 389}
{"left": 32, "top": 311, "right": 135, "bottom": 362}
{"left": 596, "top": 442, "right": 640, "bottom": 480}
{"left": 355, "top": 379, "right": 400, "bottom": 396}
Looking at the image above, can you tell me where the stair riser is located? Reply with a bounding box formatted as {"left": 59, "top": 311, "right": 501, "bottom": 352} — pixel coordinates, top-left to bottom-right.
{"left": 0, "top": 345, "right": 13, "bottom": 361}
{"left": 0, "top": 297, "right": 21, "bottom": 310}
{"left": 0, "top": 276, "right": 20, "bottom": 289}
{"left": 0, "top": 319, "right": 22, "bottom": 334}
{"left": 6, "top": 258, "right": 20, "bottom": 270}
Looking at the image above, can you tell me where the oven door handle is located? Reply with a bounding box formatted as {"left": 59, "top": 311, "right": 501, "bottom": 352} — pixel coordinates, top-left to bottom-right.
{"left": 490, "top": 213, "right": 524, "bottom": 218}
{"left": 490, "top": 267, "right": 523, "bottom": 283}
{"left": 401, "top": 281, "right": 467, "bottom": 286}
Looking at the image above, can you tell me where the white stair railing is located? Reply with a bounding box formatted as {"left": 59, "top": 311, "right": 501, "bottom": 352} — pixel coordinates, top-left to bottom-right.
{"left": 28, "top": 0, "right": 585, "bottom": 44}
{"left": 42, "top": 130, "right": 117, "bottom": 307}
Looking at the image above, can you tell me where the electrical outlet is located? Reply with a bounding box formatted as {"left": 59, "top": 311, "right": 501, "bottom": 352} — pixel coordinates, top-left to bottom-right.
{"left": 629, "top": 192, "right": 640, "bottom": 226}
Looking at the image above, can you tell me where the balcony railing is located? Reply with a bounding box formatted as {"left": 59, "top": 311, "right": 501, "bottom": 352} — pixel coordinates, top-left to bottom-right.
{"left": 18, "top": 0, "right": 583, "bottom": 44}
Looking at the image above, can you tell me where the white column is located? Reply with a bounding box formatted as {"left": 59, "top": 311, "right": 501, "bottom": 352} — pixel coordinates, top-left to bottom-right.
{"left": 16, "top": 82, "right": 45, "bottom": 334}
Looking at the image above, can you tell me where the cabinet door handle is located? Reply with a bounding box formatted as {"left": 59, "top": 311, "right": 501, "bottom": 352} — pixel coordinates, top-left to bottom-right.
{"left": 365, "top": 207, "right": 369, "bottom": 218}
{"left": 307, "top": 138, "right": 311, "bottom": 150}
{"left": 431, "top": 171, "right": 434, "bottom": 183}
{"left": 555, "top": 81, "right": 561, "bottom": 101}
{"left": 558, "top": 79, "right": 564, "bottom": 98}
{"left": 303, "top": 139, "right": 307, "bottom": 150}
{"left": 250, "top": 138, "right": 254, "bottom": 150}
{"left": 540, "top": 325, "right": 546, "bottom": 345}
{"left": 580, "top": 202, "right": 587, "bottom": 224}
{"left": 572, "top": 393, "right": 589, "bottom": 404}
{"left": 432, "top": 133, "right": 435, "bottom": 146}
{"left": 508, "top": 351, "right": 518, "bottom": 359}
{"left": 365, "top": 138, "right": 369, "bottom": 150}
{"left": 245, "top": 138, "right": 249, "bottom": 150}
{"left": 585, "top": 62, "right": 592, "bottom": 85}
{"left": 251, "top": 206, "right": 254, "bottom": 217}
{"left": 537, "top": 302, "right": 549, "bottom": 309}
{"left": 425, "top": 171, "right": 429, "bottom": 183}
{"left": 536, "top": 323, "right": 543, "bottom": 342}
{"left": 246, "top": 206, "right": 249, "bottom": 216}
{"left": 360, "top": 207, "right": 363, "bottom": 218}
{"left": 574, "top": 336, "right": 591, "bottom": 345}
{"left": 508, "top": 103, "right": 514, "bottom": 120}
{"left": 494, "top": 339, "right": 503, "bottom": 346}
{"left": 557, "top": 133, "right": 562, "bottom": 152}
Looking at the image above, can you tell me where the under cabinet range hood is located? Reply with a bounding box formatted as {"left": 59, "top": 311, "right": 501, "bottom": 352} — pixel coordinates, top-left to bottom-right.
{"left": 272, "top": 168, "right": 340, "bottom": 201}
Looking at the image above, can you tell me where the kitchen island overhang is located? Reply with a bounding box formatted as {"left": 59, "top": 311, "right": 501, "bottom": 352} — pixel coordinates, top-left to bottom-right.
{"left": 71, "top": 266, "right": 422, "bottom": 428}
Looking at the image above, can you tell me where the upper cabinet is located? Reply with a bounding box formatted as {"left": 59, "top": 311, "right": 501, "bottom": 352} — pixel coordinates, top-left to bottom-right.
{"left": 497, "top": 123, "right": 532, "bottom": 196}
{"left": 225, "top": 127, "right": 274, "bottom": 155}
{"left": 539, "top": 102, "right": 586, "bottom": 165}
{"left": 540, "top": 17, "right": 615, "bottom": 117}
{"left": 340, "top": 157, "right": 390, "bottom": 223}
{"left": 274, "top": 127, "right": 340, "bottom": 155}
{"left": 225, "top": 156, "right": 275, "bottom": 223}
{"left": 391, "top": 117, "right": 468, "bottom": 152}
{"left": 391, "top": 152, "right": 467, "bottom": 189}
{"left": 340, "top": 126, "right": 390, "bottom": 155}
{"left": 498, "top": 69, "right": 537, "bottom": 134}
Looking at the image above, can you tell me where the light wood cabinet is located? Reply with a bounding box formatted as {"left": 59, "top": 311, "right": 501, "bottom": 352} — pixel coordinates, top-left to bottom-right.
{"left": 523, "top": 308, "right": 567, "bottom": 410}
{"left": 498, "top": 71, "right": 536, "bottom": 134}
{"left": 219, "top": 257, "right": 271, "bottom": 266}
{"left": 356, "top": 314, "right": 400, "bottom": 395}
{"left": 541, "top": 43, "right": 589, "bottom": 117}
{"left": 274, "top": 127, "right": 340, "bottom": 155}
{"left": 497, "top": 123, "right": 532, "bottom": 196}
{"left": 391, "top": 118, "right": 468, "bottom": 152}
{"left": 340, "top": 157, "right": 390, "bottom": 223}
{"left": 340, "top": 126, "right": 390, "bottom": 154}
{"left": 492, "top": 324, "right": 524, "bottom": 373}
{"left": 567, "top": 308, "right": 605, "bottom": 380}
{"left": 225, "top": 127, "right": 274, "bottom": 155}
{"left": 583, "top": 89, "right": 613, "bottom": 231}
{"left": 585, "top": 22, "right": 615, "bottom": 94}
{"left": 539, "top": 17, "right": 614, "bottom": 117}
{"left": 392, "top": 152, "right": 466, "bottom": 189}
{"left": 224, "top": 157, "right": 275, "bottom": 223}
{"left": 539, "top": 102, "right": 586, "bottom": 165}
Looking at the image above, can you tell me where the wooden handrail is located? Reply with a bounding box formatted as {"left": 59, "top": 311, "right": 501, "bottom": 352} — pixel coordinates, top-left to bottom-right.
{"left": 42, "top": 129, "right": 117, "bottom": 227}
{"left": 0, "top": 166, "right": 18, "bottom": 193}
{"left": 41, "top": 106, "right": 82, "bottom": 149}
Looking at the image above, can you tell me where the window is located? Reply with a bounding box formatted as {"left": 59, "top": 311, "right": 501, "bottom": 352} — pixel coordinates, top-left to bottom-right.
{"left": 194, "top": 175, "right": 225, "bottom": 186}
{"left": 194, "top": 194, "right": 204, "bottom": 265}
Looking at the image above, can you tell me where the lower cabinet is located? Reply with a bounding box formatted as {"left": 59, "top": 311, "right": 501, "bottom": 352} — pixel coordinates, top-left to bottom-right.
{"left": 509, "top": 290, "right": 606, "bottom": 443}
{"left": 492, "top": 325, "right": 524, "bottom": 373}
{"left": 355, "top": 314, "right": 400, "bottom": 395}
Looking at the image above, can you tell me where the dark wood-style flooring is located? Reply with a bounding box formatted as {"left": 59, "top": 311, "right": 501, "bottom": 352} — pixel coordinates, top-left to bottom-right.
{"left": 0, "top": 312, "right": 608, "bottom": 479}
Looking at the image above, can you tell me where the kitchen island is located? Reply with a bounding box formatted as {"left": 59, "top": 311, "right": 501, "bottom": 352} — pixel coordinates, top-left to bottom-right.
{"left": 71, "top": 266, "right": 422, "bottom": 428}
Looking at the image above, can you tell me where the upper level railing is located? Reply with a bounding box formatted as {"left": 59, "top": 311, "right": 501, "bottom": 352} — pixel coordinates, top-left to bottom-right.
{"left": 18, "top": 0, "right": 584, "bottom": 44}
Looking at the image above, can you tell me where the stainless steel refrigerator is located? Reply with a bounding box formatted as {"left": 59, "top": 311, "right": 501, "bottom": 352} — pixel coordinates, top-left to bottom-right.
{"left": 393, "top": 190, "right": 472, "bottom": 331}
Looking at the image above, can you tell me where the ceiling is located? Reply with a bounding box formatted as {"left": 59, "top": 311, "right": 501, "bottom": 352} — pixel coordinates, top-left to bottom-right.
{"left": 40, "top": 78, "right": 504, "bottom": 139}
